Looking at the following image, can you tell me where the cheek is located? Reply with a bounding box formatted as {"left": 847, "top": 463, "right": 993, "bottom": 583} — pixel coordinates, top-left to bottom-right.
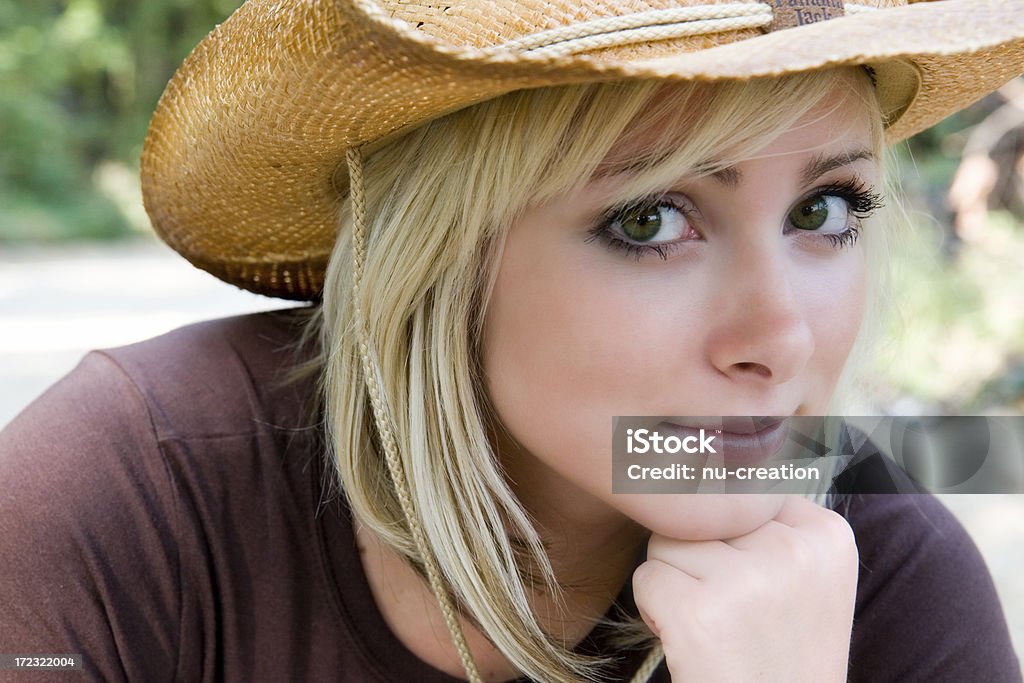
{"left": 484, "top": 251, "right": 628, "bottom": 460}
{"left": 481, "top": 237, "right": 700, "bottom": 479}
{"left": 802, "top": 249, "right": 868, "bottom": 405}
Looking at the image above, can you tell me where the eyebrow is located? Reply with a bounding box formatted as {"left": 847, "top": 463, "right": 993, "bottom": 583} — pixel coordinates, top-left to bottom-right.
{"left": 709, "top": 149, "right": 875, "bottom": 188}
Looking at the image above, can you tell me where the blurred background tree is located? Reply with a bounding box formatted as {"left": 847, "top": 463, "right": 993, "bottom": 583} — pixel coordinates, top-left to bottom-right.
{"left": 0, "top": 0, "right": 241, "bottom": 240}
{"left": 875, "top": 84, "right": 1024, "bottom": 416}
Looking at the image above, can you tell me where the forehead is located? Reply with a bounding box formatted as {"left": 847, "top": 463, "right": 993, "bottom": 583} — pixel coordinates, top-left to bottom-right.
{"left": 599, "top": 69, "right": 877, "bottom": 176}
{"left": 754, "top": 84, "right": 876, "bottom": 157}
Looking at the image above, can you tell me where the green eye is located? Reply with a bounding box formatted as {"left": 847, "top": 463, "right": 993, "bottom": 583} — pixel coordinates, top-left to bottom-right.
{"left": 619, "top": 203, "right": 663, "bottom": 242}
{"left": 789, "top": 196, "right": 830, "bottom": 231}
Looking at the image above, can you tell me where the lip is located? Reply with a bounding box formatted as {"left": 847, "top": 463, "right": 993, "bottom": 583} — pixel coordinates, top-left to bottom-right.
{"left": 655, "top": 417, "right": 791, "bottom": 466}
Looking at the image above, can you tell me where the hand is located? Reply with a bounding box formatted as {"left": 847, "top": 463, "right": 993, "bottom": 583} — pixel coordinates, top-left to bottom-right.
{"left": 632, "top": 495, "right": 858, "bottom": 682}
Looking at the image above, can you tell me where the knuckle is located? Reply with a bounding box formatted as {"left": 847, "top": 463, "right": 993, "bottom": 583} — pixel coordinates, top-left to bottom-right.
{"left": 818, "top": 508, "right": 859, "bottom": 554}
{"left": 778, "top": 527, "right": 816, "bottom": 569}
{"left": 685, "top": 596, "right": 727, "bottom": 637}
{"left": 632, "top": 559, "right": 666, "bottom": 597}
{"left": 805, "top": 508, "right": 860, "bottom": 582}
{"left": 740, "top": 567, "right": 777, "bottom": 600}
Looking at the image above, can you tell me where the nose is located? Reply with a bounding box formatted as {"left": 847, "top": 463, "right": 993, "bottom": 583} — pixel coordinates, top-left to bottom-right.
{"left": 705, "top": 248, "right": 815, "bottom": 386}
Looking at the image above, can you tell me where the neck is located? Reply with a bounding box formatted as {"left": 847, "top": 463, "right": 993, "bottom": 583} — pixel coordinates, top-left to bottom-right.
{"left": 355, "top": 478, "right": 646, "bottom": 682}
{"left": 526, "top": 519, "right": 647, "bottom": 649}
{"left": 494, "top": 452, "right": 650, "bottom": 672}
{"left": 496, "top": 426, "right": 649, "bottom": 637}
{"left": 356, "top": 430, "right": 649, "bottom": 681}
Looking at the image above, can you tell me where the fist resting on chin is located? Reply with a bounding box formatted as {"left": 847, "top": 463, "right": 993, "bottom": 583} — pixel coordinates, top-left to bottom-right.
{"left": 633, "top": 495, "right": 859, "bottom": 682}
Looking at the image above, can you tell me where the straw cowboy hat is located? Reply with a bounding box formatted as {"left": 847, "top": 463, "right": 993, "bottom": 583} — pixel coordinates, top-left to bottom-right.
{"left": 141, "top": 0, "right": 1024, "bottom": 301}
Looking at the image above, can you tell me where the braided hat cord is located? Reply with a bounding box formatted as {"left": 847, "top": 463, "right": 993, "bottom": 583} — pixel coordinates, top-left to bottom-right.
{"left": 346, "top": 146, "right": 484, "bottom": 683}
{"left": 630, "top": 643, "right": 665, "bottom": 683}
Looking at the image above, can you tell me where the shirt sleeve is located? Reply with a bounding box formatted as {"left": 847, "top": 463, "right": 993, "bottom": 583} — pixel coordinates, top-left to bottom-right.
{"left": 0, "top": 351, "right": 181, "bottom": 682}
{"left": 845, "top": 492, "right": 1022, "bottom": 682}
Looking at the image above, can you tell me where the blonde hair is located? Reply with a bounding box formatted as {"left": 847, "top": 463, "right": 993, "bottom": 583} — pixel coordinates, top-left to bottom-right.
{"left": 289, "top": 66, "right": 899, "bottom": 682}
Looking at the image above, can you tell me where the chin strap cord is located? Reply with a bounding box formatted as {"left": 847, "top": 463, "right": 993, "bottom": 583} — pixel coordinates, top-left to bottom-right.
{"left": 346, "top": 146, "right": 484, "bottom": 683}
{"left": 630, "top": 642, "right": 665, "bottom": 683}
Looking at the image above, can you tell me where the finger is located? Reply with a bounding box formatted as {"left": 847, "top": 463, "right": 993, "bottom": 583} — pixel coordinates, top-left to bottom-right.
{"left": 647, "top": 533, "right": 742, "bottom": 581}
{"left": 724, "top": 518, "right": 806, "bottom": 557}
{"left": 722, "top": 496, "right": 824, "bottom": 552}
{"left": 725, "top": 499, "right": 856, "bottom": 569}
{"left": 767, "top": 494, "right": 829, "bottom": 528}
{"left": 632, "top": 558, "right": 699, "bottom": 637}
{"left": 770, "top": 495, "right": 857, "bottom": 551}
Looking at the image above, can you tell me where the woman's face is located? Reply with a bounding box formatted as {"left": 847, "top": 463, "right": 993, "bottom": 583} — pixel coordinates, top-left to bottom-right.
{"left": 481, "top": 84, "right": 877, "bottom": 541}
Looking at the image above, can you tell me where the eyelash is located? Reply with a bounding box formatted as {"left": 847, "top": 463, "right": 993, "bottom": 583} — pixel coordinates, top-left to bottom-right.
{"left": 813, "top": 179, "right": 885, "bottom": 249}
{"left": 586, "top": 178, "right": 884, "bottom": 261}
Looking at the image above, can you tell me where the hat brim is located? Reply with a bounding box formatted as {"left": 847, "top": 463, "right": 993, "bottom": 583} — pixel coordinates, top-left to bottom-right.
{"left": 141, "top": 0, "right": 1024, "bottom": 300}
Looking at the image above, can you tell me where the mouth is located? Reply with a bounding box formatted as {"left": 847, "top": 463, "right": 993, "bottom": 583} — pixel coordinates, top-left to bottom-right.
{"left": 673, "top": 416, "right": 789, "bottom": 435}
{"left": 655, "top": 417, "right": 792, "bottom": 466}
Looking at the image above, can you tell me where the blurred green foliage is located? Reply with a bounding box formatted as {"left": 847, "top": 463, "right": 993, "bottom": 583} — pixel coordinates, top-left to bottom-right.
{"left": 875, "top": 211, "right": 1024, "bottom": 413}
{"left": 0, "top": 0, "right": 241, "bottom": 241}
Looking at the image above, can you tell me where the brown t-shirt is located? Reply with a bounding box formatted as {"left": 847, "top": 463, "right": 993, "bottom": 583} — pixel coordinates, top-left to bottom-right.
{"left": 0, "top": 309, "right": 1020, "bottom": 682}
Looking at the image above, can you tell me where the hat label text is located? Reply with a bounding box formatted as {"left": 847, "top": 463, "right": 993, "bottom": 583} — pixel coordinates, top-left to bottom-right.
{"left": 769, "top": 0, "right": 845, "bottom": 32}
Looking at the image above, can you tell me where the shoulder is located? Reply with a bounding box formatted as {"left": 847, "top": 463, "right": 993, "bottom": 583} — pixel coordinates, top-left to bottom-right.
{"left": 843, "top": 491, "right": 988, "bottom": 588}
{"left": 3, "top": 304, "right": 314, "bottom": 447}
{"left": 96, "top": 306, "right": 318, "bottom": 439}
{"left": 1, "top": 307, "right": 319, "bottom": 476}
{"left": 841, "top": 492, "right": 1022, "bottom": 682}
{"left": 0, "top": 308, "right": 323, "bottom": 680}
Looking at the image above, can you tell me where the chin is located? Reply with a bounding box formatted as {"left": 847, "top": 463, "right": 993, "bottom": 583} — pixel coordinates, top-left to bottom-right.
{"left": 622, "top": 493, "right": 789, "bottom": 541}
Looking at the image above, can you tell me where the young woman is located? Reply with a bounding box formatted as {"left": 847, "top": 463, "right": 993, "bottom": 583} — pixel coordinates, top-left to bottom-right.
{"left": 2, "top": 0, "right": 1023, "bottom": 681}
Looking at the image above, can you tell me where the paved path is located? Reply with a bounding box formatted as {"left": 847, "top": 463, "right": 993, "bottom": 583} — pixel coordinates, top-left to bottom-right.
{"left": 0, "top": 239, "right": 296, "bottom": 427}
{"left": 2, "top": 239, "right": 1022, "bottom": 663}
